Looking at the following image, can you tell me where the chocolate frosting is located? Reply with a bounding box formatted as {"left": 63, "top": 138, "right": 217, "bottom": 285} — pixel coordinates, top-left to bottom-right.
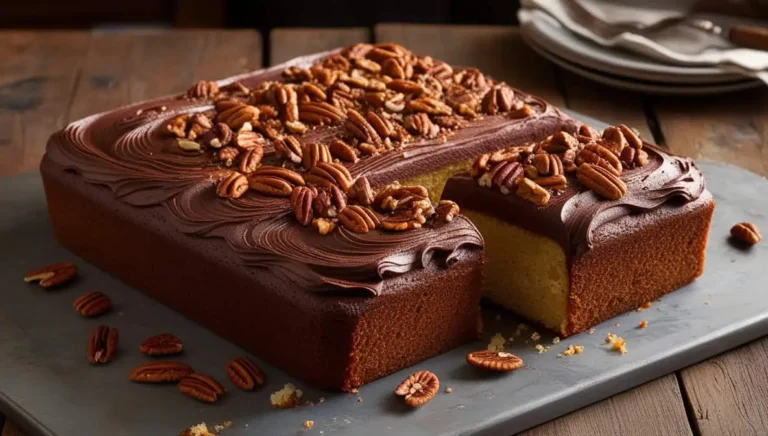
{"left": 442, "top": 143, "right": 707, "bottom": 260}
{"left": 44, "top": 48, "right": 576, "bottom": 295}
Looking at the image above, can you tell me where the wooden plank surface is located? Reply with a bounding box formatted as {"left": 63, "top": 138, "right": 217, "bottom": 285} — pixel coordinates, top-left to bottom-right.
{"left": 270, "top": 27, "right": 370, "bottom": 65}
{"left": 1, "top": 420, "right": 24, "bottom": 436}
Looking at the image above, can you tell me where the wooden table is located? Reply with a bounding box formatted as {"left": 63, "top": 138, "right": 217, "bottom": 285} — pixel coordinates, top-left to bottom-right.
{"left": 1, "top": 26, "right": 766, "bottom": 436}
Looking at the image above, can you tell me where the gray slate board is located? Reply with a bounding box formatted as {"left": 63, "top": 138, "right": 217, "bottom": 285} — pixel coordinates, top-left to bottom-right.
{"left": 1, "top": 161, "right": 767, "bottom": 436}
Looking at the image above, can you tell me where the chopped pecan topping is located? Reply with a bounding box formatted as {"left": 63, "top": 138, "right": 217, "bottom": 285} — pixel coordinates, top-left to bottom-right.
{"left": 216, "top": 171, "right": 249, "bottom": 199}
{"left": 348, "top": 176, "right": 375, "bottom": 206}
{"left": 353, "top": 57, "right": 382, "bottom": 73}
{"left": 532, "top": 153, "right": 564, "bottom": 176}
{"left": 303, "top": 162, "right": 354, "bottom": 192}
{"left": 24, "top": 262, "right": 77, "bottom": 289}
{"left": 456, "top": 68, "right": 488, "bottom": 91}
{"left": 434, "top": 114, "right": 467, "bottom": 130}
{"left": 382, "top": 57, "right": 413, "bottom": 79}
{"left": 282, "top": 66, "right": 313, "bottom": 82}
{"left": 213, "top": 122, "right": 233, "bottom": 147}
{"left": 166, "top": 114, "right": 189, "bottom": 138}
{"left": 73, "top": 291, "right": 112, "bottom": 317}
{"left": 731, "top": 222, "right": 762, "bottom": 246}
{"left": 301, "top": 142, "right": 332, "bottom": 170}
{"left": 373, "top": 182, "right": 429, "bottom": 212}
{"left": 238, "top": 146, "right": 264, "bottom": 174}
{"left": 562, "top": 148, "right": 578, "bottom": 172}
{"left": 139, "top": 333, "right": 183, "bottom": 356}
{"left": 478, "top": 160, "right": 524, "bottom": 195}
{"left": 394, "top": 370, "right": 439, "bottom": 407}
{"left": 403, "top": 113, "right": 439, "bottom": 138}
{"left": 248, "top": 166, "right": 305, "bottom": 196}
{"left": 367, "top": 43, "right": 409, "bottom": 63}
{"left": 366, "top": 111, "right": 395, "bottom": 138}
{"left": 177, "top": 138, "right": 201, "bottom": 152}
{"left": 342, "top": 43, "right": 374, "bottom": 59}
{"left": 601, "top": 126, "right": 629, "bottom": 155}
{"left": 338, "top": 205, "right": 381, "bottom": 233}
{"left": 234, "top": 130, "right": 263, "bottom": 149}
{"left": 312, "top": 217, "right": 337, "bottom": 235}
{"left": 87, "top": 325, "right": 118, "bottom": 364}
{"left": 534, "top": 174, "right": 568, "bottom": 190}
{"left": 323, "top": 54, "right": 351, "bottom": 72}
{"left": 387, "top": 79, "right": 423, "bottom": 94}
{"left": 384, "top": 93, "right": 406, "bottom": 113}
{"left": 179, "top": 373, "right": 226, "bottom": 403}
{"left": 481, "top": 84, "right": 516, "bottom": 115}
{"left": 435, "top": 200, "right": 460, "bottom": 223}
{"left": 291, "top": 186, "right": 317, "bottom": 226}
{"left": 619, "top": 146, "right": 649, "bottom": 169}
{"left": 466, "top": 350, "right": 523, "bottom": 372}
{"left": 275, "top": 84, "right": 299, "bottom": 123}
{"left": 381, "top": 209, "right": 427, "bottom": 231}
{"left": 617, "top": 124, "right": 643, "bottom": 149}
{"left": 542, "top": 131, "right": 579, "bottom": 153}
{"left": 508, "top": 104, "right": 535, "bottom": 119}
{"left": 516, "top": 177, "right": 550, "bottom": 206}
{"left": 130, "top": 361, "right": 193, "bottom": 383}
{"left": 187, "top": 80, "right": 219, "bottom": 99}
{"left": 217, "top": 146, "right": 239, "bottom": 167}
{"left": 226, "top": 356, "right": 266, "bottom": 391}
{"left": 329, "top": 139, "right": 359, "bottom": 162}
{"left": 220, "top": 81, "right": 250, "bottom": 96}
{"left": 273, "top": 136, "right": 303, "bottom": 164}
{"left": 299, "top": 101, "right": 346, "bottom": 124}
{"left": 187, "top": 113, "right": 212, "bottom": 140}
{"left": 577, "top": 163, "right": 627, "bottom": 200}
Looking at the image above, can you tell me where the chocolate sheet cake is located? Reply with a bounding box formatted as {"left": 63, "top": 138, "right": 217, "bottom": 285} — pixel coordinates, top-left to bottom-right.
{"left": 41, "top": 43, "right": 576, "bottom": 390}
{"left": 442, "top": 126, "right": 714, "bottom": 337}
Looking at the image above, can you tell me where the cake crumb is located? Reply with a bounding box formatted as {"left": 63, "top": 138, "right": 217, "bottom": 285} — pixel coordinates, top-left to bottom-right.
{"left": 350, "top": 388, "right": 359, "bottom": 394}
{"left": 535, "top": 344, "right": 550, "bottom": 354}
{"left": 530, "top": 332, "right": 541, "bottom": 342}
{"left": 357, "top": 396, "right": 363, "bottom": 403}
{"left": 638, "top": 320, "right": 648, "bottom": 329}
{"left": 589, "top": 328, "right": 596, "bottom": 335}
{"left": 213, "top": 421, "right": 232, "bottom": 433}
{"left": 318, "top": 397, "right": 325, "bottom": 403}
{"left": 303, "top": 420, "right": 314, "bottom": 429}
{"left": 270, "top": 383, "right": 303, "bottom": 409}
{"left": 561, "top": 345, "right": 584, "bottom": 356}
{"left": 488, "top": 332, "right": 506, "bottom": 351}
{"left": 445, "top": 387, "right": 453, "bottom": 394}
{"left": 552, "top": 337, "right": 560, "bottom": 344}
{"left": 514, "top": 323, "right": 529, "bottom": 337}
{"left": 614, "top": 323, "right": 620, "bottom": 327}
{"left": 606, "top": 333, "right": 627, "bottom": 354}
{"left": 181, "top": 423, "right": 215, "bottom": 436}
{"left": 637, "top": 301, "right": 653, "bottom": 311}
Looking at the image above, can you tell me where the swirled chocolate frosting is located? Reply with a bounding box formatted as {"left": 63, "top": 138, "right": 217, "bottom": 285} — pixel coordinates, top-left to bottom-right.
{"left": 43, "top": 48, "right": 575, "bottom": 295}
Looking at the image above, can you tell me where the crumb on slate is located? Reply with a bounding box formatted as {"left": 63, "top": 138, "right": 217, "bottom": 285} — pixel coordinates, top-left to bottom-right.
{"left": 638, "top": 320, "right": 648, "bottom": 329}
{"left": 560, "top": 345, "right": 584, "bottom": 357}
{"left": 488, "top": 332, "right": 506, "bottom": 351}
{"left": 606, "top": 333, "right": 627, "bottom": 354}
{"left": 303, "top": 420, "right": 314, "bottom": 429}
{"left": 445, "top": 387, "right": 453, "bottom": 394}
{"left": 637, "top": 301, "right": 652, "bottom": 311}
{"left": 271, "top": 383, "right": 303, "bottom": 409}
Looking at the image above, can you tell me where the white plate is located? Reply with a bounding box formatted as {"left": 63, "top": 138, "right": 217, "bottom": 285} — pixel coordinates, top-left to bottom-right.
{"left": 526, "top": 36, "right": 762, "bottom": 95}
{"left": 519, "top": 9, "right": 749, "bottom": 85}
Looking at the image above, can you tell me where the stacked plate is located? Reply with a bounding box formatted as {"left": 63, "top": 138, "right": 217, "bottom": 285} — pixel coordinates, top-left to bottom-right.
{"left": 519, "top": 9, "right": 764, "bottom": 95}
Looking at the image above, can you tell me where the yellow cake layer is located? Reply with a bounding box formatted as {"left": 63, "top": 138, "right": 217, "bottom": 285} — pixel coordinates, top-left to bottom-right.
{"left": 402, "top": 159, "right": 473, "bottom": 202}
{"left": 461, "top": 209, "right": 569, "bottom": 332}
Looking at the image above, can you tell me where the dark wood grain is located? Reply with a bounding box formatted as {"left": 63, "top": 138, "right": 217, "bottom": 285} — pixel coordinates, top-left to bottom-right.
{"left": 1, "top": 419, "right": 24, "bottom": 436}
{"left": 521, "top": 375, "right": 692, "bottom": 436}
{"left": 0, "top": 32, "right": 89, "bottom": 177}
{"left": 269, "top": 27, "right": 370, "bottom": 65}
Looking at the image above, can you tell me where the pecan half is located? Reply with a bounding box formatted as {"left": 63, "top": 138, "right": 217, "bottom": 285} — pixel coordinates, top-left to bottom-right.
{"left": 466, "top": 350, "right": 523, "bottom": 372}
{"left": 338, "top": 205, "right": 381, "bottom": 233}
{"left": 303, "top": 162, "right": 354, "bottom": 192}
{"left": 731, "top": 222, "right": 762, "bottom": 245}
{"left": 216, "top": 171, "right": 249, "bottom": 199}
{"left": 367, "top": 43, "right": 409, "bottom": 62}
{"left": 577, "top": 163, "right": 627, "bottom": 200}
{"left": 179, "top": 373, "right": 226, "bottom": 403}
{"left": 433, "top": 114, "right": 467, "bottom": 130}
{"left": 382, "top": 57, "right": 413, "bottom": 79}
{"left": 302, "top": 142, "right": 332, "bottom": 170}
{"left": 187, "top": 80, "right": 219, "bottom": 99}
{"left": 394, "top": 370, "right": 439, "bottom": 407}
{"left": 534, "top": 174, "right": 568, "bottom": 190}
{"left": 273, "top": 136, "right": 303, "bottom": 164}
{"left": 381, "top": 209, "right": 427, "bottom": 231}
{"left": 87, "top": 325, "right": 118, "bottom": 364}
{"left": 234, "top": 131, "right": 263, "bottom": 149}
{"left": 73, "top": 291, "right": 112, "bottom": 317}
{"left": 470, "top": 153, "right": 492, "bottom": 178}
{"left": 312, "top": 217, "right": 338, "bottom": 235}
{"left": 187, "top": 113, "right": 212, "bottom": 140}
{"left": 301, "top": 82, "right": 327, "bottom": 101}
{"left": 130, "top": 361, "right": 193, "bottom": 383}
{"left": 435, "top": 200, "right": 460, "bottom": 223}
{"left": 347, "top": 176, "right": 375, "bottom": 206}
{"left": 24, "top": 262, "right": 77, "bottom": 289}
{"left": 403, "top": 113, "right": 439, "bottom": 138}
{"left": 532, "top": 153, "right": 563, "bottom": 176}
{"left": 578, "top": 124, "right": 601, "bottom": 139}
{"left": 478, "top": 160, "right": 524, "bottom": 195}
{"left": 343, "top": 42, "right": 374, "bottom": 59}
{"left": 374, "top": 183, "right": 429, "bottom": 211}
{"left": 248, "top": 166, "right": 305, "bottom": 196}
{"left": 618, "top": 124, "right": 643, "bottom": 149}
{"left": 366, "top": 111, "right": 395, "bottom": 138}
{"left": 508, "top": 104, "right": 535, "bottom": 119}
{"left": 238, "top": 146, "right": 264, "bottom": 174}
{"left": 345, "top": 109, "right": 381, "bottom": 143}
{"left": 407, "top": 97, "right": 452, "bottom": 116}
{"left": 139, "top": 333, "right": 183, "bottom": 356}
{"left": 329, "top": 139, "right": 358, "bottom": 163}
{"left": 313, "top": 185, "right": 347, "bottom": 218}
{"left": 387, "top": 79, "right": 424, "bottom": 94}
{"left": 299, "top": 101, "right": 346, "bottom": 125}
{"left": 226, "top": 356, "right": 266, "bottom": 390}
{"left": 291, "top": 186, "right": 317, "bottom": 226}
{"left": 601, "top": 126, "right": 629, "bottom": 155}
{"left": 619, "top": 146, "right": 649, "bottom": 169}
{"left": 516, "top": 177, "right": 550, "bottom": 206}
{"left": 577, "top": 143, "right": 622, "bottom": 176}
{"left": 216, "top": 100, "right": 259, "bottom": 130}
{"left": 481, "top": 85, "right": 516, "bottom": 115}
{"left": 213, "top": 122, "right": 233, "bottom": 147}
